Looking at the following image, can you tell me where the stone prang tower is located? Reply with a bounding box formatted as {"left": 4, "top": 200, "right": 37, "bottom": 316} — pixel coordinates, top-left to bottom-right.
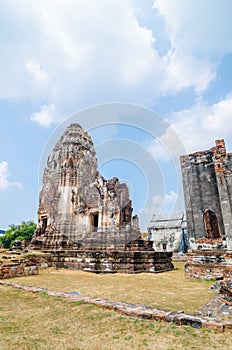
{"left": 31, "top": 123, "right": 139, "bottom": 250}
{"left": 30, "top": 123, "right": 174, "bottom": 273}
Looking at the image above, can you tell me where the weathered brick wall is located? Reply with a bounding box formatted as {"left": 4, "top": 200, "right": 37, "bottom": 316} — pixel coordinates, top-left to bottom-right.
{"left": 185, "top": 250, "right": 232, "bottom": 280}
{"left": 0, "top": 264, "right": 38, "bottom": 279}
{"left": 180, "top": 141, "right": 232, "bottom": 250}
{"left": 216, "top": 154, "right": 232, "bottom": 249}
{"left": 24, "top": 253, "right": 53, "bottom": 267}
{"left": 49, "top": 250, "right": 173, "bottom": 273}
{"left": 0, "top": 252, "right": 52, "bottom": 279}
{"left": 180, "top": 151, "right": 224, "bottom": 244}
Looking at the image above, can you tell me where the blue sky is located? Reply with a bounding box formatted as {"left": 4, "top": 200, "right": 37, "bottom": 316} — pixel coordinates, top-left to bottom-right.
{"left": 1, "top": 0, "right": 232, "bottom": 231}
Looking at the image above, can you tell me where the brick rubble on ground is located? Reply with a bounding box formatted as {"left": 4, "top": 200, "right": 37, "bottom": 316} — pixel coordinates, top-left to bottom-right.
{"left": 0, "top": 280, "right": 228, "bottom": 331}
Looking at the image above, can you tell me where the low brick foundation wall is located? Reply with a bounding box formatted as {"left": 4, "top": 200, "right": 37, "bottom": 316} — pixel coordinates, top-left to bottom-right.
{"left": 185, "top": 250, "right": 232, "bottom": 280}
{"left": 1, "top": 280, "right": 229, "bottom": 331}
{"left": 0, "top": 251, "right": 53, "bottom": 279}
{"left": 0, "top": 264, "right": 38, "bottom": 279}
{"left": 48, "top": 250, "right": 174, "bottom": 273}
{"left": 172, "top": 253, "right": 188, "bottom": 262}
{"left": 24, "top": 253, "right": 53, "bottom": 268}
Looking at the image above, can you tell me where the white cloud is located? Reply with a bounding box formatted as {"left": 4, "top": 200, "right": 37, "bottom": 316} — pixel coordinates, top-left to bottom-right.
{"left": 153, "top": 0, "right": 232, "bottom": 94}
{"left": 0, "top": 0, "right": 231, "bottom": 136}
{"left": 170, "top": 94, "right": 232, "bottom": 153}
{"left": 26, "top": 61, "right": 50, "bottom": 84}
{"left": 1, "top": 0, "right": 229, "bottom": 127}
{"left": 0, "top": 0, "right": 166, "bottom": 123}
{"left": 147, "top": 94, "right": 232, "bottom": 159}
{"left": 153, "top": 0, "right": 232, "bottom": 56}
{"left": 146, "top": 94, "right": 232, "bottom": 216}
{"left": 147, "top": 123, "right": 187, "bottom": 163}
{"left": 161, "top": 49, "right": 216, "bottom": 95}
{"left": 31, "top": 104, "right": 57, "bottom": 127}
{"left": 152, "top": 191, "right": 178, "bottom": 214}
{"left": 0, "top": 161, "right": 23, "bottom": 191}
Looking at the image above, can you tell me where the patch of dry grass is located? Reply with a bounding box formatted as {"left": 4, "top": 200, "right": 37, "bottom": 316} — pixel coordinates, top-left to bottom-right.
{"left": 8, "top": 262, "right": 215, "bottom": 313}
{"left": 0, "top": 284, "right": 231, "bottom": 350}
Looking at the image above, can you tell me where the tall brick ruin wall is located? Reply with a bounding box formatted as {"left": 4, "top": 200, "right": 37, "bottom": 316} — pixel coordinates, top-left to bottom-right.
{"left": 180, "top": 140, "right": 232, "bottom": 249}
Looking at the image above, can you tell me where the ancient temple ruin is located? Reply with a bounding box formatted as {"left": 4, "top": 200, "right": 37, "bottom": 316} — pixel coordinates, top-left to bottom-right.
{"left": 31, "top": 123, "right": 139, "bottom": 250}
{"left": 30, "top": 123, "right": 173, "bottom": 273}
{"left": 181, "top": 140, "right": 232, "bottom": 279}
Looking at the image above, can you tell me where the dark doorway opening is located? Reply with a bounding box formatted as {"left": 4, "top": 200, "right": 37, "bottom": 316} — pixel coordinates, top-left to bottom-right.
{"left": 203, "top": 209, "right": 220, "bottom": 239}
{"left": 42, "top": 217, "right": 48, "bottom": 234}
{"left": 92, "top": 213, "right": 99, "bottom": 232}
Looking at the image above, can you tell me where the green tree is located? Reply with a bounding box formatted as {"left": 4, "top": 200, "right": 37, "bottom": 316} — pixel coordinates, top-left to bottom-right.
{"left": 0, "top": 221, "right": 36, "bottom": 248}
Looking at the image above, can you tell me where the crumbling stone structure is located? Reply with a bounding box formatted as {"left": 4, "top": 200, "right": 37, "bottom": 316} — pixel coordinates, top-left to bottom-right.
{"left": 31, "top": 123, "right": 139, "bottom": 250}
{"left": 30, "top": 123, "right": 173, "bottom": 273}
{"left": 220, "top": 279, "right": 232, "bottom": 305}
{"left": 181, "top": 140, "right": 232, "bottom": 279}
{"left": 0, "top": 264, "right": 38, "bottom": 279}
{"left": 0, "top": 252, "right": 52, "bottom": 279}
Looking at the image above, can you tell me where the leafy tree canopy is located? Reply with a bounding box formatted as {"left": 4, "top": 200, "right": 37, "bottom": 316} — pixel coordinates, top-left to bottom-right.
{"left": 0, "top": 221, "right": 36, "bottom": 248}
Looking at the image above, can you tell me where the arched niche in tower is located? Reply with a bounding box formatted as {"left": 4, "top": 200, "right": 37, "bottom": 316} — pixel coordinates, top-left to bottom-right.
{"left": 203, "top": 209, "right": 220, "bottom": 239}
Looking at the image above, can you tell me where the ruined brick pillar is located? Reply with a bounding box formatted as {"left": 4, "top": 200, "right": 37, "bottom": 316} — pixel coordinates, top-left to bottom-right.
{"left": 212, "top": 140, "right": 232, "bottom": 250}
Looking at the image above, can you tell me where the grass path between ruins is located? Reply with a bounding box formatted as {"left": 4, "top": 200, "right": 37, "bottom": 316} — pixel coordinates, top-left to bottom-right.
{"left": 6, "top": 262, "right": 216, "bottom": 313}
{"left": 0, "top": 281, "right": 232, "bottom": 350}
